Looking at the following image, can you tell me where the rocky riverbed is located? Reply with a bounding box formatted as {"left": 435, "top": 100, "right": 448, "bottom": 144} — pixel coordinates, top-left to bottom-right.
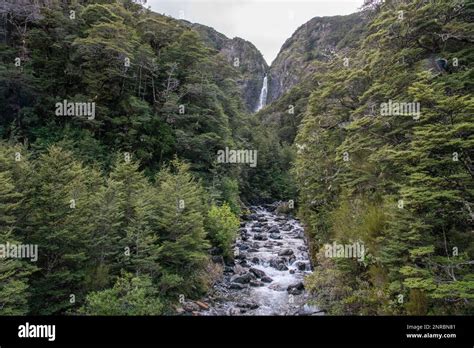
{"left": 188, "top": 205, "right": 323, "bottom": 316}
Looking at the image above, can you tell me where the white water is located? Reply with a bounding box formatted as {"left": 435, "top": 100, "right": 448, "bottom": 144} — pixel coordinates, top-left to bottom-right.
{"left": 204, "top": 206, "right": 322, "bottom": 316}
{"left": 256, "top": 75, "right": 268, "bottom": 112}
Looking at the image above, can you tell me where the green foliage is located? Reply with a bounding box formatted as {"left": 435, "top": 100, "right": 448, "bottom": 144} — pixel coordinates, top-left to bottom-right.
{"left": 153, "top": 159, "right": 211, "bottom": 297}
{"left": 24, "top": 146, "right": 101, "bottom": 314}
{"left": 78, "top": 272, "right": 163, "bottom": 315}
{"left": 0, "top": 143, "right": 35, "bottom": 315}
{"left": 1, "top": 0, "right": 471, "bottom": 317}
{"left": 216, "top": 177, "right": 241, "bottom": 215}
{"left": 108, "top": 155, "right": 159, "bottom": 278}
{"left": 0, "top": 0, "right": 252, "bottom": 314}
{"left": 206, "top": 203, "right": 240, "bottom": 260}
{"left": 241, "top": 124, "right": 297, "bottom": 202}
{"left": 297, "top": 0, "right": 474, "bottom": 315}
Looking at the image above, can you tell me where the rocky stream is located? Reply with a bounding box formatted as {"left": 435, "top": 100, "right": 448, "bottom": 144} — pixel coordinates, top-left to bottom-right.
{"left": 180, "top": 205, "right": 323, "bottom": 316}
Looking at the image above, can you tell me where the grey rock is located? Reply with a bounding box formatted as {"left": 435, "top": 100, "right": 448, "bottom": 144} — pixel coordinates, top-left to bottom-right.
{"left": 278, "top": 249, "right": 294, "bottom": 256}
{"left": 239, "top": 260, "right": 248, "bottom": 267}
{"left": 287, "top": 282, "right": 304, "bottom": 295}
{"left": 267, "top": 225, "right": 280, "bottom": 234}
{"left": 250, "top": 280, "right": 264, "bottom": 287}
{"left": 182, "top": 301, "right": 200, "bottom": 312}
{"left": 229, "top": 283, "right": 245, "bottom": 290}
{"left": 211, "top": 255, "right": 224, "bottom": 264}
{"left": 294, "top": 261, "right": 308, "bottom": 271}
{"left": 231, "top": 272, "right": 255, "bottom": 284}
{"left": 237, "top": 302, "right": 259, "bottom": 310}
{"left": 249, "top": 267, "right": 266, "bottom": 278}
{"left": 270, "top": 258, "right": 288, "bottom": 271}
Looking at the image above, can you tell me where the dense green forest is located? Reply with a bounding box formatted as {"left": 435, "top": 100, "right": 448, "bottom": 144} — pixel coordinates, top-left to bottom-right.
{"left": 294, "top": 0, "right": 474, "bottom": 314}
{"left": 0, "top": 0, "right": 293, "bottom": 315}
{"left": 0, "top": 0, "right": 472, "bottom": 316}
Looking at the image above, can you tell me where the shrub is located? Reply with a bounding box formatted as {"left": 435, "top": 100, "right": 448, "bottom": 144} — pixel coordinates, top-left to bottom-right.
{"left": 206, "top": 203, "right": 240, "bottom": 260}
{"left": 78, "top": 273, "right": 163, "bottom": 315}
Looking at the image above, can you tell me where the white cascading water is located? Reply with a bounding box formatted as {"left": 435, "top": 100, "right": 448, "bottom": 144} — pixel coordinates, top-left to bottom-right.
{"left": 256, "top": 75, "right": 268, "bottom": 112}
{"left": 204, "top": 205, "right": 321, "bottom": 316}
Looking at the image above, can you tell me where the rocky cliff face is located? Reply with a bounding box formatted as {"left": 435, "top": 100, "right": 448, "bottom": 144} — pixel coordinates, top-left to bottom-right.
{"left": 188, "top": 22, "right": 269, "bottom": 112}
{"left": 267, "top": 12, "right": 365, "bottom": 103}
{"left": 182, "top": 12, "right": 365, "bottom": 112}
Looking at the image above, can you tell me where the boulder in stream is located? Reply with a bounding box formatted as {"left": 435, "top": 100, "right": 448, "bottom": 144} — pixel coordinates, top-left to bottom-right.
{"left": 231, "top": 272, "right": 255, "bottom": 284}
{"left": 278, "top": 248, "right": 294, "bottom": 256}
{"left": 250, "top": 280, "right": 264, "bottom": 287}
{"left": 249, "top": 267, "right": 266, "bottom": 278}
{"left": 229, "top": 283, "right": 246, "bottom": 290}
{"left": 294, "top": 261, "right": 308, "bottom": 271}
{"left": 267, "top": 225, "right": 280, "bottom": 234}
{"left": 287, "top": 282, "right": 305, "bottom": 295}
{"left": 270, "top": 258, "right": 288, "bottom": 271}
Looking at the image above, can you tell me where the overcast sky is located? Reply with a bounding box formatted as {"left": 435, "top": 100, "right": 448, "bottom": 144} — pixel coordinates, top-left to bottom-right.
{"left": 147, "top": 0, "right": 364, "bottom": 65}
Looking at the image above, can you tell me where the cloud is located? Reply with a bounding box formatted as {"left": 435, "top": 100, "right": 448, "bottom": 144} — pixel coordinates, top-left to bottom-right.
{"left": 147, "top": 0, "right": 363, "bottom": 64}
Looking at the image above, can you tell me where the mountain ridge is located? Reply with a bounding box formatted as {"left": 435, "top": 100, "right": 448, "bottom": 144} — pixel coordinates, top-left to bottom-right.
{"left": 181, "top": 11, "right": 366, "bottom": 112}
{"left": 183, "top": 20, "right": 269, "bottom": 112}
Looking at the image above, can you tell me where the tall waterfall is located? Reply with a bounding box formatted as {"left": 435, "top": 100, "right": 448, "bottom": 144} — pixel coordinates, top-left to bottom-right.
{"left": 256, "top": 75, "right": 268, "bottom": 112}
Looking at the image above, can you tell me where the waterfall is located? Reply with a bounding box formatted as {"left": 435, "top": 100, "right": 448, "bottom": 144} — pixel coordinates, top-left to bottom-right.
{"left": 256, "top": 75, "right": 268, "bottom": 112}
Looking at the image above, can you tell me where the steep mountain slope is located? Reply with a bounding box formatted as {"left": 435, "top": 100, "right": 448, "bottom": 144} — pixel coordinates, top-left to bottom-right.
{"left": 0, "top": 0, "right": 258, "bottom": 314}
{"left": 188, "top": 22, "right": 269, "bottom": 112}
{"left": 252, "top": 12, "right": 368, "bottom": 147}
{"left": 235, "top": 12, "right": 370, "bottom": 202}
{"left": 267, "top": 12, "right": 366, "bottom": 104}
{"left": 295, "top": 0, "right": 474, "bottom": 315}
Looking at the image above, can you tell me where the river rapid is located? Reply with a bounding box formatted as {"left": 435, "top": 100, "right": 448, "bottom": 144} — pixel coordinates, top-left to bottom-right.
{"left": 202, "top": 205, "right": 322, "bottom": 316}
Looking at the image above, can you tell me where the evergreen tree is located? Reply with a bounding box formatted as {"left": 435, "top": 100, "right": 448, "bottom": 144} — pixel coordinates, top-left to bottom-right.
{"left": 109, "top": 154, "right": 159, "bottom": 279}
{"left": 25, "top": 146, "right": 97, "bottom": 314}
{"left": 0, "top": 143, "right": 34, "bottom": 315}
{"left": 153, "top": 159, "right": 211, "bottom": 297}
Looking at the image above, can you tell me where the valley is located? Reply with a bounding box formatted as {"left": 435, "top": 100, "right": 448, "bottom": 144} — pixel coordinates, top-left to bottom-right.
{"left": 0, "top": 0, "right": 472, "bottom": 317}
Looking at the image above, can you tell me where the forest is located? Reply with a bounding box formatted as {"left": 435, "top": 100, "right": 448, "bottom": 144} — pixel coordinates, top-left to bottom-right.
{"left": 0, "top": 0, "right": 472, "bottom": 316}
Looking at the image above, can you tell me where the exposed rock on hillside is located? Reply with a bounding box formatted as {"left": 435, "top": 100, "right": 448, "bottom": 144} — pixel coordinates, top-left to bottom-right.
{"left": 267, "top": 13, "right": 365, "bottom": 103}
{"left": 188, "top": 22, "right": 269, "bottom": 112}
